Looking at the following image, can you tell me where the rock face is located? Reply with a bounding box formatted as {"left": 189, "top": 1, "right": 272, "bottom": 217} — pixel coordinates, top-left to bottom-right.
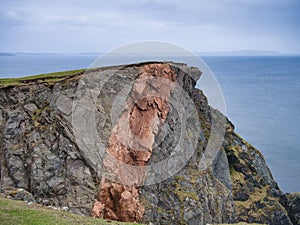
{"left": 224, "top": 122, "right": 295, "bottom": 225}
{"left": 0, "top": 62, "right": 298, "bottom": 224}
{"left": 286, "top": 193, "right": 300, "bottom": 224}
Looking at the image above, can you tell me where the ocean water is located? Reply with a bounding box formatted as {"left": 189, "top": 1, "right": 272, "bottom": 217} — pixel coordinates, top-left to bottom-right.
{"left": 0, "top": 54, "right": 299, "bottom": 193}
{"left": 0, "top": 54, "right": 97, "bottom": 78}
{"left": 204, "top": 56, "right": 300, "bottom": 193}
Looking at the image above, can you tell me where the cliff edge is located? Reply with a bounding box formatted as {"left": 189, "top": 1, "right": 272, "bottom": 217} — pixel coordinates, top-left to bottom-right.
{"left": 0, "top": 62, "right": 298, "bottom": 225}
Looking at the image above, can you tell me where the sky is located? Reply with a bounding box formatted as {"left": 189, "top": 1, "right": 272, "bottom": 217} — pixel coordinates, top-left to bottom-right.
{"left": 0, "top": 0, "right": 300, "bottom": 53}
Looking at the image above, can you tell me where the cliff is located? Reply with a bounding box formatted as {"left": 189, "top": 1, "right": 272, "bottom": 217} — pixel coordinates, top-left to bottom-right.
{"left": 0, "top": 62, "right": 298, "bottom": 225}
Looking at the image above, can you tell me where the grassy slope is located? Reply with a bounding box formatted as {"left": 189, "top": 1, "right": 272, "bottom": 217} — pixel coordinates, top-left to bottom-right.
{"left": 0, "top": 197, "right": 141, "bottom": 225}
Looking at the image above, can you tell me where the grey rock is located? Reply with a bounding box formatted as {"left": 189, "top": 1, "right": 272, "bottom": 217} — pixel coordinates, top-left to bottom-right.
{"left": 1, "top": 187, "right": 36, "bottom": 203}
{"left": 55, "top": 95, "right": 72, "bottom": 116}
{"left": 23, "top": 103, "right": 38, "bottom": 114}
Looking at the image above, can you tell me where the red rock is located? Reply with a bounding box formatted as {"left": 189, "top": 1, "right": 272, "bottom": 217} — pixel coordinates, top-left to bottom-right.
{"left": 91, "top": 200, "right": 105, "bottom": 218}
{"left": 92, "top": 63, "right": 175, "bottom": 222}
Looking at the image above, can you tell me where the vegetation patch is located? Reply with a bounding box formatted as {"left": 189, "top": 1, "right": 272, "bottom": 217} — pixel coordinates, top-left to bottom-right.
{"left": 174, "top": 183, "right": 199, "bottom": 202}
{"left": 0, "top": 196, "right": 142, "bottom": 225}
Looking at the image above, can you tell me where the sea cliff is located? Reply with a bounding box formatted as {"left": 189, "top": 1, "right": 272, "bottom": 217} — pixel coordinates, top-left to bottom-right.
{"left": 0, "top": 62, "right": 299, "bottom": 225}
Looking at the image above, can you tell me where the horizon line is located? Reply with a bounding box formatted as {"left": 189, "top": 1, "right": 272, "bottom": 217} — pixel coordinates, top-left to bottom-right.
{"left": 1, "top": 50, "right": 300, "bottom": 56}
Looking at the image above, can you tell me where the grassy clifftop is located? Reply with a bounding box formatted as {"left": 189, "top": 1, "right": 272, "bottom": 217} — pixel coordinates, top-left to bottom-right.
{"left": 0, "top": 69, "right": 85, "bottom": 88}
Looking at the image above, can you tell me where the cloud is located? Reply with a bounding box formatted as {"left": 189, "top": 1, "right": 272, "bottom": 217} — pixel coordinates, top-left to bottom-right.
{"left": 0, "top": 9, "right": 29, "bottom": 26}
{"left": 0, "top": 0, "right": 299, "bottom": 53}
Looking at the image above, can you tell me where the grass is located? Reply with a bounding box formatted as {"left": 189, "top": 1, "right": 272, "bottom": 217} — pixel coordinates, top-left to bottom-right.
{"left": 211, "top": 223, "right": 266, "bottom": 225}
{"left": 0, "top": 68, "right": 86, "bottom": 88}
{"left": 0, "top": 196, "right": 142, "bottom": 225}
{"left": 0, "top": 62, "right": 141, "bottom": 89}
{"left": 0, "top": 196, "right": 265, "bottom": 225}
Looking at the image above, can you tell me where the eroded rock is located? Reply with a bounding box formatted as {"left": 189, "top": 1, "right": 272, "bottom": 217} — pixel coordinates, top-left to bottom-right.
{"left": 92, "top": 63, "right": 175, "bottom": 222}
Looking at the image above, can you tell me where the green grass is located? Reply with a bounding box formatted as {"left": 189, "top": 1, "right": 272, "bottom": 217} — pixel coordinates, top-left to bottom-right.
{"left": 210, "top": 223, "right": 266, "bottom": 225}
{"left": 213, "top": 223, "right": 266, "bottom": 225}
{"left": 0, "top": 68, "right": 86, "bottom": 88}
{"left": 0, "top": 197, "right": 142, "bottom": 225}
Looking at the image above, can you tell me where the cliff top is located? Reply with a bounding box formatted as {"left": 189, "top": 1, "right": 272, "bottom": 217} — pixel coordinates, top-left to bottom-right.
{"left": 0, "top": 61, "right": 196, "bottom": 89}
{"left": 0, "top": 68, "right": 86, "bottom": 88}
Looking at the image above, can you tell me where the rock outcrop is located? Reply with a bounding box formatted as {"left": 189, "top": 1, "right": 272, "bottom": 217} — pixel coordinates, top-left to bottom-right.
{"left": 0, "top": 62, "right": 298, "bottom": 224}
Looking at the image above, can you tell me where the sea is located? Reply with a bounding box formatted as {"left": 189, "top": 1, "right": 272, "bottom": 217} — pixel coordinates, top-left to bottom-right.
{"left": 0, "top": 54, "right": 299, "bottom": 193}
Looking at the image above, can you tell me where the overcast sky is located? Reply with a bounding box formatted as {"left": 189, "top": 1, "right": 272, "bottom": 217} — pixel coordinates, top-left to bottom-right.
{"left": 0, "top": 0, "right": 299, "bottom": 53}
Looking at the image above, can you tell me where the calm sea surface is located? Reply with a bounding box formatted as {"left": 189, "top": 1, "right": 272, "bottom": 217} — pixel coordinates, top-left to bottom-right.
{"left": 0, "top": 54, "right": 299, "bottom": 193}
